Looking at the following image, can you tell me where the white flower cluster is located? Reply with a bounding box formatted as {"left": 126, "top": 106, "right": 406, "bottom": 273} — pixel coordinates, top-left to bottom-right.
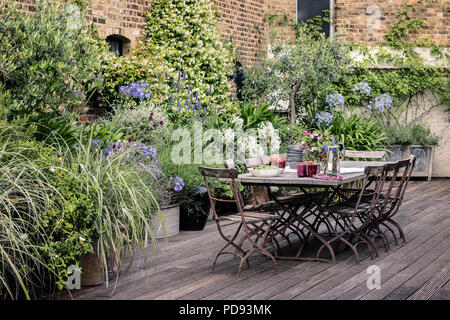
{"left": 231, "top": 115, "right": 244, "bottom": 129}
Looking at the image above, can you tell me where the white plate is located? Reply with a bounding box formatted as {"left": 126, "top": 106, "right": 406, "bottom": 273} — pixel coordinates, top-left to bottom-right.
{"left": 340, "top": 167, "right": 365, "bottom": 174}
{"left": 249, "top": 168, "right": 281, "bottom": 177}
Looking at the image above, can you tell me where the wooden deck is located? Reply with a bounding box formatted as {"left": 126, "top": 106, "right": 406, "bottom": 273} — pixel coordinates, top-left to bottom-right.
{"left": 61, "top": 180, "right": 450, "bottom": 300}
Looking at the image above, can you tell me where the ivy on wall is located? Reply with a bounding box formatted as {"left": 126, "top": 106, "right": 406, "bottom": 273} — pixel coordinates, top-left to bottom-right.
{"left": 255, "top": 2, "right": 449, "bottom": 122}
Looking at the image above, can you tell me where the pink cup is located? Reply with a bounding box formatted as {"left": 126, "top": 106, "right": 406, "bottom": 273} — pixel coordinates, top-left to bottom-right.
{"left": 297, "top": 164, "right": 307, "bottom": 177}
{"left": 307, "top": 164, "right": 318, "bottom": 177}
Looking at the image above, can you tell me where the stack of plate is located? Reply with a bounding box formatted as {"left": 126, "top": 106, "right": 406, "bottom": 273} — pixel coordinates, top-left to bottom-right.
{"left": 286, "top": 145, "right": 304, "bottom": 169}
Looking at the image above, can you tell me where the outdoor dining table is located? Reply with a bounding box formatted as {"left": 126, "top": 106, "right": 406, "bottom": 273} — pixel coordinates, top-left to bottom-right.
{"left": 236, "top": 160, "right": 389, "bottom": 263}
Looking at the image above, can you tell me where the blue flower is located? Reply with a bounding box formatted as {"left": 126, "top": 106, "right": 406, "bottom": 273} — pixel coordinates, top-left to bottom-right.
{"left": 352, "top": 82, "right": 371, "bottom": 95}
{"left": 368, "top": 94, "right": 392, "bottom": 113}
{"left": 119, "top": 81, "right": 152, "bottom": 100}
{"left": 326, "top": 93, "right": 345, "bottom": 108}
{"left": 315, "top": 111, "right": 334, "bottom": 127}
{"left": 170, "top": 176, "right": 184, "bottom": 192}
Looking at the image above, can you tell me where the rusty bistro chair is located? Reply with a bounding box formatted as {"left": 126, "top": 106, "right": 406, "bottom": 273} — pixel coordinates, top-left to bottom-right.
{"left": 224, "top": 158, "right": 313, "bottom": 253}
{"left": 199, "top": 166, "right": 280, "bottom": 277}
{"left": 365, "top": 156, "right": 416, "bottom": 252}
{"left": 317, "top": 165, "right": 386, "bottom": 263}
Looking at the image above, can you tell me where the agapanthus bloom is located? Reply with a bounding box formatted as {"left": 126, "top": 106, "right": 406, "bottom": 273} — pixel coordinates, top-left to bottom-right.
{"left": 315, "top": 111, "right": 334, "bottom": 127}
{"left": 352, "top": 82, "right": 371, "bottom": 95}
{"left": 326, "top": 93, "right": 345, "bottom": 108}
{"left": 368, "top": 94, "right": 392, "bottom": 113}
{"left": 170, "top": 176, "right": 184, "bottom": 192}
{"left": 119, "top": 81, "right": 152, "bottom": 100}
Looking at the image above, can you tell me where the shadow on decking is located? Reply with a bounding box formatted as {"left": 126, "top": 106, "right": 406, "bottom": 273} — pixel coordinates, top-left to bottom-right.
{"left": 58, "top": 179, "right": 450, "bottom": 300}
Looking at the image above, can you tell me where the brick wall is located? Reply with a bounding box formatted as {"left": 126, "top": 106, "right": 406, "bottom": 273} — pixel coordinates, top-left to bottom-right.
{"left": 335, "top": 0, "right": 449, "bottom": 45}
{"left": 87, "top": 0, "right": 150, "bottom": 55}
{"left": 249, "top": 0, "right": 450, "bottom": 46}
{"left": 216, "top": 0, "right": 268, "bottom": 67}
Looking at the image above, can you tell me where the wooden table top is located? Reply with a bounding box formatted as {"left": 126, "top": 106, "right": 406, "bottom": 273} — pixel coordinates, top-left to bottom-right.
{"left": 236, "top": 160, "right": 388, "bottom": 187}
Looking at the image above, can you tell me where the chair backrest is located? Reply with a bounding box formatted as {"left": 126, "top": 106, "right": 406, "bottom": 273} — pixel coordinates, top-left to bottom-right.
{"left": 344, "top": 150, "right": 387, "bottom": 161}
{"left": 199, "top": 166, "right": 244, "bottom": 221}
{"left": 349, "top": 165, "right": 387, "bottom": 229}
{"left": 377, "top": 156, "right": 415, "bottom": 220}
{"left": 224, "top": 158, "right": 235, "bottom": 169}
{"left": 348, "top": 166, "right": 384, "bottom": 230}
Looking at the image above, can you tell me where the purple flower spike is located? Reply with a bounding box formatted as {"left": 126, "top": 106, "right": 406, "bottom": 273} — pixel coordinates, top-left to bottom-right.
{"left": 183, "top": 72, "right": 187, "bottom": 81}
{"left": 169, "top": 94, "right": 174, "bottom": 104}
{"left": 149, "top": 112, "right": 154, "bottom": 120}
{"left": 178, "top": 101, "right": 181, "bottom": 112}
{"left": 165, "top": 72, "right": 169, "bottom": 80}
{"left": 187, "top": 85, "right": 191, "bottom": 94}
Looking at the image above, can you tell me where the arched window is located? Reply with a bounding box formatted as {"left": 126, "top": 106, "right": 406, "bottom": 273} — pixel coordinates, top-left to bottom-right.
{"left": 106, "top": 35, "right": 131, "bottom": 56}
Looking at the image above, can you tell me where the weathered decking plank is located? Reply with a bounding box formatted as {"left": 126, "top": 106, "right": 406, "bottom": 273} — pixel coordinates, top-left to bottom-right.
{"left": 58, "top": 179, "right": 450, "bottom": 300}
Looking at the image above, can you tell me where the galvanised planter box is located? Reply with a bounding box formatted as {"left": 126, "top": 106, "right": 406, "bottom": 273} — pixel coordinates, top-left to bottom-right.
{"left": 388, "top": 145, "right": 435, "bottom": 181}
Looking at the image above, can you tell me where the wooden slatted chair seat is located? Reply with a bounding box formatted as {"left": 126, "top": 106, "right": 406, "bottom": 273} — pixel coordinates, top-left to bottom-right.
{"left": 221, "top": 212, "right": 280, "bottom": 224}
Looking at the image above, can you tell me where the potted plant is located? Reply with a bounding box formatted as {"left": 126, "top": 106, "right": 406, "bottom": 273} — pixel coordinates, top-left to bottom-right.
{"left": 384, "top": 123, "right": 438, "bottom": 181}
{"left": 151, "top": 175, "right": 185, "bottom": 238}
{"left": 179, "top": 187, "right": 211, "bottom": 231}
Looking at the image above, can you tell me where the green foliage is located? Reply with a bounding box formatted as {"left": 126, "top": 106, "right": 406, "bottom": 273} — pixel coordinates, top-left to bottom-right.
{"left": 242, "top": 26, "right": 351, "bottom": 125}
{"left": 329, "top": 113, "right": 388, "bottom": 151}
{"left": 384, "top": 122, "right": 439, "bottom": 146}
{"left": 0, "top": 137, "right": 96, "bottom": 296}
{"left": 239, "top": 102, "right": 287, "bottom": 130}
{"left": 384, "top": 4, "right": 426, "bottom": 49}
{"left": 295, "top": 9, "right": 330, "bottom": 39}
{"left": 102, "top": 53, "right": 167, "bottom": 102}
{"left": 107, "top": 100, "right": 169, "bottom": 150}
{"left": 102, "top": 0, "right": 240, "bottom": 125}
{"left": 0, "top": 0, "right": 111, "bottom": 120}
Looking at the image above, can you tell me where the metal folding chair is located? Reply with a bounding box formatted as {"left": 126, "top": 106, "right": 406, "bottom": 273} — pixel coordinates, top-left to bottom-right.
{"left": 318, "top": 165, "right": 386, "bottom": 263}
{"left": 199, "top": 166, "right": 280, "bottom": 277}
{"left": 366, "top": 156, "right": 416, "bottom": 251}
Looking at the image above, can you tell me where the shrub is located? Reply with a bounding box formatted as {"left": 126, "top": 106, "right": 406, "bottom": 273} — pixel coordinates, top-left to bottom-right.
{"left": 241, "top": 27, "right": 351, "bottom": 125}
{"left": 384, "top": 123, "right": 439, "bottom": 146}
{"left": 0, "top": 0, "right": 112, "bottom": 120}
{"left": 329, "top": 113, "right": 388, "bottom": 151}
{"left": 142, "top": 0, "right": 235, "bottom": 107}
{"left": 0, "top": 138, "right": 96, "bottom": 297}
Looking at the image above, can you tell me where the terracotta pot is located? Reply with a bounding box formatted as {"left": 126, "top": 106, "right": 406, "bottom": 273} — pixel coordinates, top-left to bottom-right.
{"left": 81, "top": 241, "right": 102, "bottom": 287}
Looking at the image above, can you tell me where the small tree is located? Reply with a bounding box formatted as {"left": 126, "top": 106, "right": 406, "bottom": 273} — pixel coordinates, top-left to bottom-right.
{"left": 269, "top": 28, "right": 351, "bottom": 124}
{"left": 0, "top": 0, "right": 111, "bottom": 120}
